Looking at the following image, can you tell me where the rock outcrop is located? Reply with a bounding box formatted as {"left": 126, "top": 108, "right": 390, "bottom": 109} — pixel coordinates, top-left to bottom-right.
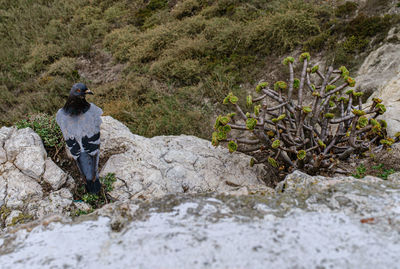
{"left": 0, "top": 117, "right": 271, "bottom": 228}
{"left": 1, "top": 170, "right": 399, "bottom": 268}
{"left": 0, "top": 127, "right": 75, "bottom": 227}
{"left": 367, "top": 75, "right": 400, "bottom": 138}
{"left": 356, "top": 26, "right": 400, "bottom": 137}
{"left": 99, "top": 116, "right": 271, "bottom": 200}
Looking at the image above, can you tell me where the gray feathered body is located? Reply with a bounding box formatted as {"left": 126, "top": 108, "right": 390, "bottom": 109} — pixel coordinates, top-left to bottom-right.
{"left": 56, "top": 104, "right": 103, "bottom": 191}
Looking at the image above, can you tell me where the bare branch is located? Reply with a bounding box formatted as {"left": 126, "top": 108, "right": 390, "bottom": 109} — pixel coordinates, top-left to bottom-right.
{"left": 234, "top": 104, "right": 247, "bottom": 121}
{"left": 237, "top": 138, "right": 260, "bottom": 144}
{"left": 316, "top": 70, "right": 325, "bottom": 80}
{"left": 298, "top": 59, "right": 308, "bottom": 109}
{"left": 253, "top": 94, "right": 267, "bottom": 102}
{"left": 328, "top": 75, "right": 341, "bottom": 85}
{"left": 288, "top": 62, "right": 294, "bottom": 100}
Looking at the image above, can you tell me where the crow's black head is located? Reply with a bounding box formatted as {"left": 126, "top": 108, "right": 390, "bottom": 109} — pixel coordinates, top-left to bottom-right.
{"left": 69, "top": 83, "right": 93, "bottom": 98}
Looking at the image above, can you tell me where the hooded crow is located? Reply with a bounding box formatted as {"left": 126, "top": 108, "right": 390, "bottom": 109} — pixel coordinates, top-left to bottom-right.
{"left": 56, "top": 83, "right": 103, "bottom": 193}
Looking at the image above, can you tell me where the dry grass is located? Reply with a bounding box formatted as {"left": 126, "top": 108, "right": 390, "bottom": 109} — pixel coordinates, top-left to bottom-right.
{"left": 1, "top": 0, "right": 398, "bottom": 138}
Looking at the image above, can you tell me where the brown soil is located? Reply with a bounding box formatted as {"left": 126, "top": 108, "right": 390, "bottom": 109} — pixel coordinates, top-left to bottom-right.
{"left": 76, "top": 44, "right": 125, "bottom": 85}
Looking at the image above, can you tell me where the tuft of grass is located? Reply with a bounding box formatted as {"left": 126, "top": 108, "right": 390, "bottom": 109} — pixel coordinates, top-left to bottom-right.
{"left": 10, "top": 213, "right": 33, "bottom": 226}
{"left": 352, "top": 163, "right": 397, "bottom": 180}
{"left": 82, "top": 193, "right": 102, "bottom": 208}
{"left": 0, "top": 206, "right": 11, "bottom": 224}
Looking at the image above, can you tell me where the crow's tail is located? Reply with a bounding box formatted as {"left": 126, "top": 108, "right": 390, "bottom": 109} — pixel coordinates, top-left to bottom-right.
{"left": 86, "top": 178, "right": 101, "bottom": 194}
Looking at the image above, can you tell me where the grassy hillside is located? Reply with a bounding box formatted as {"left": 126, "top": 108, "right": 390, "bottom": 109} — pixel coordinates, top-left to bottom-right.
{"left": 1, "top": 0, "right": 398, "bottom": 138}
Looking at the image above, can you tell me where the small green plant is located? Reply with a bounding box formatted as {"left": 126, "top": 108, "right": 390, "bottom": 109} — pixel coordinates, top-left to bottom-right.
{"left": 352, "top": 164, "right": 366, "bottom": 179}
{"left": 15, "top": 114, "right": 64, "bottom": 156}
{"left": 74, "top": 173, "right": 117, "bottom": 209}
{"left": 82, "top": 193, "right": 100, "bottom": 207}
{"left": 73, "top": 209, "right": 95, "bottom": 216}
{"left": 372, "top": 164, "right": 396, "bottom": 180}
{"left": 101, "top": 173, "right": 117, "bottom": 192}
{"left": 335, "top": 1, "right": 358, "bottom": 17}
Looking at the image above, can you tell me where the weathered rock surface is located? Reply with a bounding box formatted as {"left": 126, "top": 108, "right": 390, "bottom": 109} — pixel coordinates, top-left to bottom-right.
{"left": 367, "top": 75, "right": 400, "bottom": 138}
{"left": 375, "top": 142, "right": 400, "bottom": 170}
{"left": 4, "top": 166, "right": 43, "bottom": 209}
{"left": 356, "top": 26, "right": 400, "bottom": 138}
{"left": 0, "top": 117, "right": 272, "bottom": 228}
{"left": 356, "top": 27, "right": 400, "bottom": 98}
{"left": 99, "top": 116, "right": 271, "bottom": 201}
{"left": 28, "top": 188, "right": 73, "bottom": 219}
{"left": 42, "top": 158, "right": 67, "bottom": 191}
{"left": 0, "top": 127, "right": 72, "bottom": 228}
{"left": 0, "top": 171, "right": 399, "bottom": 269}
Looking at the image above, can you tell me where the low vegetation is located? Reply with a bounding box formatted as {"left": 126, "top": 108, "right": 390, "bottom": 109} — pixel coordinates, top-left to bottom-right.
{"left": 1, "top": 0, "right": 399, "bottom": 139}
{"left": 74, "top": 173, "right": 117, "bottom": 211}
{"left": 15, "top": 114, "right": 64, "bottom": 158}
{"left": 353, "top": 163, "right": 396, "bottom": 179}
{"left": 213, "top": 53, "right": 398, "bottom": 177}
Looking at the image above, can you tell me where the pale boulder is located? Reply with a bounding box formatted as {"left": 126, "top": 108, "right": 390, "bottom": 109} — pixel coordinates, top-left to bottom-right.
{"left": 367, "top": 76, "right": 400, "bottom": 138}
{"left": 14, "top": 146, "right": 46, "bottom": 180}
{"left": 4, "top": 128, "right": 46, "bottom": 161}
{"left": 4, "top": 168, "right": 43, "bottom": 209}
{"left": 29, "top": 188, "right": 73, "bottom": 219}
{"left": 42, "top": 158, "right": 68, "bottom": 190}
{"left": 356, "top": 43, "right": 400, "bottom": 98}
{"left": 99, "top": 116, "right": 272, "bottom": 201}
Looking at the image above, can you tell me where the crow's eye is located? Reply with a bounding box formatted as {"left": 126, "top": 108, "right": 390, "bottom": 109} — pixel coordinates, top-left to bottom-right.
{"left": 76, "top": 89, "right": 81, "bottom": 93}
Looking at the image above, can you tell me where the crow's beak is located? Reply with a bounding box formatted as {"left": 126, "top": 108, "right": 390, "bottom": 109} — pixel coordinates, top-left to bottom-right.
{"left": 85, "top": 89, "right": 94, "bottom": 95}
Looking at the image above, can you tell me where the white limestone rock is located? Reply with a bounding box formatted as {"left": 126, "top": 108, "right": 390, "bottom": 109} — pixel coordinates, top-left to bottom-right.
{"left": 387, "top": 171, "right": 400, "bottom": 182}
{"left": 356, "top": 30, "right": 400, "bottom": 138}
{"left": 367, "top": 76, "right": 400, "bottom": 138}
{"left": 64, "top": 175, "right": 76, "bottom": 192}
{"left": 356, "top": 43, "right": 400, "bottom": 98}
{"left": 99, "top": 117, "right": 271, "bottom": 201}
{"left": 4, "top": 210, "right": 23, "bottom": 227}
{"left": 3, "top": 128, "right": 47, "bottom": 180}
{"left": 0, "top": 127, "right": 14, "bottom": 147}
{"left": 0, "top": 174, "right": 7, "bottom": 206}
{"left": 42, "top": 158, "right": 68, "bottom": 190}
{"left": 14, "top": 146, "right": 46, "bottom": 180}
{"left": 30, "top": 188, "right": 73, "bottom": 219}
{"left": 73, "top": 201, "right": 92, "bottom": 212}
{"left": 0, "top": 127, "right": 14, "bottom": 164}
{"left": 4, "top": 168, "right": 43, "bottom": 209}
{"left": 4, "top": 128, "right": 46, "bottom": 161}
{"left": 0, "top": 148, "right": 7, "bottom": 164}
{"left": 100, "top": 116, "right": 147, "bottom": 158}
